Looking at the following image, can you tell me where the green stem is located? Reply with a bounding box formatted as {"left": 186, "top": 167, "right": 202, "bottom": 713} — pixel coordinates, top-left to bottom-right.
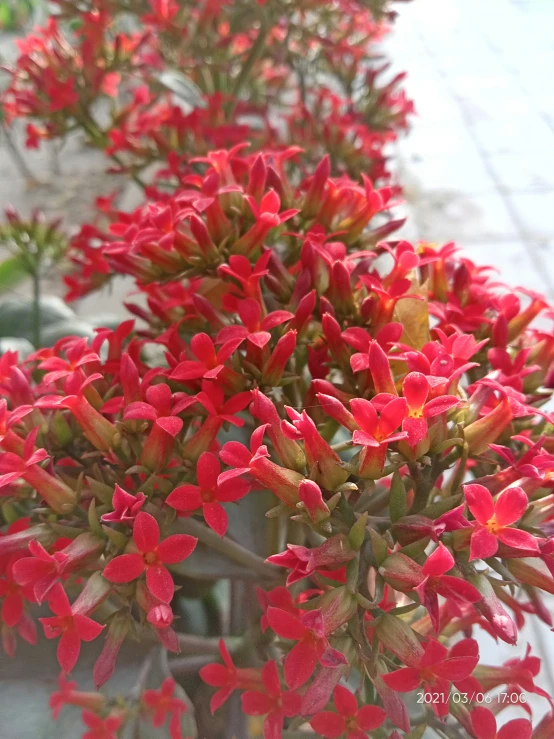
{"left": 224, "top": 13, "right": 269, "bottom": 117}
{"left": 173, "top": 517, "right": 282, "bottom": 580}
{"left": 31, "top": 268, "right": 41, "bottom": 348}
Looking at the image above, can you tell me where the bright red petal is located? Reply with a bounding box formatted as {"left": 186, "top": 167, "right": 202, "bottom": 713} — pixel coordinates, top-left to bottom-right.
{"left": 133, "top": 512, "right": 160, "bottom": 553}
{"left": 403, "top": 372, "right": 429, "bottom": 410}
{"left": 203, "top": 502, "right": 228, "bottom": 537}
{"left": 57, "top": 629, "right": 81, "bottom": 673}
{"left": 381, "top": 667, "right": 421, "bottom": 692}
{"left": 432, "top": 655, "right": 478, "bottom": 681}
{"left": 165, "top": 485, "right": 203, "bottom": 511}
{"left": 469, "top": 527, "right": 498, "bottom": 561}
{"left": 146, "top": 565, "right": 174, "bottom": 603}
{"left": 464, "top": 484, "right": 494, "bottom": 524}
{"left": 196, "top": 452, "right": 220, "bottom": 489}
{"left": 310, "top": 713, "right": 346, "bottom": 738}
{"left": 284, "top": 640, "right": 317, "bottom": 690}
{"left": 497, "top": 528, "right": 539, "bottom": 552}
{"left": 103, "top": 553, "right": 144, "bottom": 583}
{"left": 356, "top": 704, "right": 386, "bottom": 731}
{"left": 497, "top": 718, "right": 533, "bottom": 739}
{"left": 333, "top": 685, "right": 357, "bottom": 717}
{"left": 471, "top": 706, "right": 497, "bottom": 739}
{"left": 74, "top": 614, "right": 104, "bottom": 642}
{"left": 158, "top": 534, "right": 197, "bottom": 564}
{"left": 241, "top": 690, "right": 273, "bottom": 716}
{"left": 494, "top": 486, "right": 528, "bottom": 526}
{"left": 266, "top": 607, "right": 307, "bottom": 640}
{"left": 423, "top": 543, "right": 454, "bottom": 577}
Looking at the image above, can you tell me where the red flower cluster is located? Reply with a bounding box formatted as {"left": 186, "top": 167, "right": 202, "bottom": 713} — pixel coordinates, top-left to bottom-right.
{"left": 1, "top": 0, "right": 413, "bottom": 191}
{"left": 1, "top": 2, "right": 554, "bottom": 739}
{"left": 0, "top": 144, "right": 553, "bottom": 736}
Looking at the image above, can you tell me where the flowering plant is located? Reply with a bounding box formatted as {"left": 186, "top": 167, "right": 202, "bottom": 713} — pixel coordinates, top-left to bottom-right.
{"left": 1, "top": 0, "right": 413, "bottom": 189}
{"left": 1, "top": 142, "right": 554, "bottom": 738}
{"left": 2, "top": 1, "right": 554, "bottom": 739}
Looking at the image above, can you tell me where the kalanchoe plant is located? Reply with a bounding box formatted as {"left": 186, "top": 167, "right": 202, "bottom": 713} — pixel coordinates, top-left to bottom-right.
{"left": 1, "top": 0, "right": 413, "bottom": 190}
{"left": 0, "top": 144, "right": 554, "bottom": 738}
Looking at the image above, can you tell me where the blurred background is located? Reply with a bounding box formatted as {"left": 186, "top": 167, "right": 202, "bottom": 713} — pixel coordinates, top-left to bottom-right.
{"left": 388, "top": 0, "right": 554, "bottom": 302}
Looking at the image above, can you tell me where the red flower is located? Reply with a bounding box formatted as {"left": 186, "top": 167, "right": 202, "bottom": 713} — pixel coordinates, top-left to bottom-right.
{"left": 382, "top": 639, "right": 479, "bottom": 717}
{"left": 216, "top": 299, "right": 293, "bottom": 349}
{"left": 310, "top": 685, "right": 386, "bottom": 739}
{"left": 416, "top": 543, "right": 481, "bottom": 632}
{"left": 200, "top": 638, "right": 263, "bottom": 713}
{"left": 400, "top": 371, "right": 460, "bottom": 447}
{"left": 142, "top": 677, "right": 187, "bottom": 739}
{"left": 266, "top": 607, "right": 348, "bottom": 689}
{"left": 470, "top": 706, "right": 532, "bottom": 739}
{"left": 11, "top": 539, "right": 68, "bottom": 605}
{"left": 0, "top": 427, "right": 49, "bottom": 489}
{"left": 82, "top": 710, "right": 122, "bottom": 739}
{"left": 241, "top": 660, "right": 301, "bottom": 739}
{"left": 103, "top": 512, "right": 197, "bottom": 603}
{"left": 39, "top": 584, "right": 104, "bottom": 673}
{"left": 166, "top": 451, "right": 251, "bottom": 536}
{"left": 169, "top": 332, "right": 241, "bottom": 382}
{"left": 464, "top": 484, "right": 538, "bottom": 560}
{"left": 38, "top": 339, "right": 100, "bottom": 385}
{"left": 100, "top": 484, "right": 146, "bottom": 525}
{"left": 267, "top": 536, "right": 356, "bottom": 586}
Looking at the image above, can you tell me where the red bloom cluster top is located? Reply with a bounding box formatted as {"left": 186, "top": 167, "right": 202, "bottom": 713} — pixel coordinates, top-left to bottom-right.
{"left": 0, "top": 144, "right": 553, "bottom": 737}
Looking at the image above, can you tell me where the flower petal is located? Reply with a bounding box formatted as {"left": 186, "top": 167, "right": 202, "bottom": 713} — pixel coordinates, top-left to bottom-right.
{"left": 266, "top": 607, "right": 306, "bottom": 640}
{"left": 146, "top": 565, "right": 174, "bottom": 603}
{"left": 203, "top": 502, "right": 228, "bottom": 537}
{"left": 356, "top": 704, "right": 386, "bottom": 731}
{"left": 333, "top": 685, "right": 357, "bottom": 717}
{"left": 133, "top": 511, "right": 160, "bottom": 553}
{"left": 103, "top": 553, "right": 144, "bottom": 583}
{"left": 497, "top": 718, "right": 533, "bottom": 739}
{"left": 284, "top": 640, "right": 317, "bottom": 690}
{"left": 464, "top": 484, "right": 494, "bottom": 525}
{"left": 497, "top": 528, "right": 539, "bottom": 552}
{"left": 469, "top": 527, "right": 498, "bottom": 561}
{"left": 166, "top": 485, "right": 203, "bottom": 512}
{"left": 196, "top": 452, "right": 220, "bottom": 489}
{"left": 310, "top": 713, "right": 346, "bottom": 738}
{"left": 241, "top": 690, "right": 273, "bottom": 716}
{"left": 158, "top": 534, "right": 197, "bottom": 564}
{"left": 471, "top": 706, "right": 497, "bottom": 739}
{"left": 381, "top": 667, "right": 421, "bottom": 692}
{"left": 57, "top": 629, "right": 81, "bottom": 673}
{"left": 494, "top": 486, "right": 528, "bottom": 526}
{"left": 423, "top": 543, "right": 454, "bottom": 577}
{"left": 403, "top": 372, "right": 429, "bottom": 410}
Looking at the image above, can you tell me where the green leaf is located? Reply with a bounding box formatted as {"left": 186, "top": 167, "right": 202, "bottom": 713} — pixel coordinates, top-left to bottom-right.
{"left": 0, "top": 255, "right": 29, "bottom": 294}
{"left": 155, "top": 70, "right": 206, "bottom": 109}
{"left": 389, "top": 470, "right": 407, "bottom": 522}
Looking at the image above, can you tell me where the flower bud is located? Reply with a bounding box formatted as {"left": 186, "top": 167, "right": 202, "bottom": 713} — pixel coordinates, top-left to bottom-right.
{"left": 379, "top": 552, "right": 424, "bottom": 592}
{"left": 298, "top": 479, "right": 330, "bottom": 524}
{"left": 375, "top": 614, "right": 424, "bottom": 667}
